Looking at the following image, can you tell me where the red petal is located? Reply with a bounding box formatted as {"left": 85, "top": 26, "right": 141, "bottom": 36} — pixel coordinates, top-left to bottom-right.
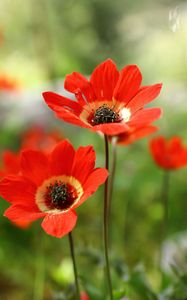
{"left": 91, "top": 122, "right": 129, "bottom": 136}
{"left": 169, "top": 137, "right": 183, "bottom": 152}
{"left": 65, "top": 72, "right": 96, "bottom": 103}
{"left": 43, "top": 91, "right": 82, "bottom": 114}
{"left": 117, "top": 125, "right": 158, "bottom": 145}
{"left": 181, "top": 149, "right": 187, "bottom": 167}
{"left": 90, "top": 59, "right": 119, "bottom": 100}
{"left": 41, "top": 210, "right": 77, "bottom": 238}
{"left": 4, "top": 205, "right": 45, "bottom": 221}
{"left": 74, "top": 168, "right": 108, "bottom": 208}
{"left": 0, "top": 170, "right": 4, "bottom": 177}
{"left": 127, "top": 83, "right": 162, "bottom": 113}
{"left": 0, "top": 176, "right": 37, "bottom": 206}
{"left": 113, "top": 65, "right": 142, "bottom": 103}
{"left": 55, "top": 108, "right": 91, "bottom": 129}
{"left": 71, "top": 145, "right": 95, "bottom": 184}
{"left": 150, "top": 137, "right": 170, "bottom": 169}
{"left": 128, "top": 108, "right": 162, "bottom": 127}
{"left": 150, "top": 136, "right": 165, "bottom": 151}
{"left": 2, "top": 151, "right": 20, "bottom": 175}
{"left": 21, "top": 150, "right": 49, "bottom": 185}
{"left": 50, "top": 140, "right": 75, "bottom": 176}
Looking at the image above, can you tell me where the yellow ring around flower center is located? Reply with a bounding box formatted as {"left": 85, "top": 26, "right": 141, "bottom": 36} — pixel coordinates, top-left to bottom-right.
{"left": 35, "top": 175, "right": 83, "bottom": 213}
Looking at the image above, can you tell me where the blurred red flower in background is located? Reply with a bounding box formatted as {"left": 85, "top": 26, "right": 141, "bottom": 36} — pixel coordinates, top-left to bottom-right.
{"left": 0, "top": 140, "right": 108, "bottom": 238}
{"left": 114, "top": 124, "right": 158, "bottom": 146}
{"left": 150, "top": 136, "right": 187, "bottom": 170}
{"left": 43, "top": 59, "right": 162, "bottom": 136}
{"left": 0, "top": 74, "right": 20, "bottom": 92}
{"left": 81, "top": 292, "right": 90, "bottom": 300}
{"left": 0, "top": 127, "right": 63, "bottom": 178}
{"left": 21, "top": 126, "right": 63, "bottom": 153}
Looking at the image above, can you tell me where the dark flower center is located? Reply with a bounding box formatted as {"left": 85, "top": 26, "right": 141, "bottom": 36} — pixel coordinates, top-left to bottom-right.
{"left": 91, "top": 105, "right": 121, "bottom": 125}
{"left": 45, "top": 181, "right": 77, "bottom": 210}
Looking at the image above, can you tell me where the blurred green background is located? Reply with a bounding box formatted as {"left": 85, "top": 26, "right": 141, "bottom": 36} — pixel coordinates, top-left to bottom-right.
{"left": 0, "top": 0, "right": 187, "bottom": 299}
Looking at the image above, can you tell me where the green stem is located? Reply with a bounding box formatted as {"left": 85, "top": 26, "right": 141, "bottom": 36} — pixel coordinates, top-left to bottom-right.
{"left": 161, "top": 171, "right": 170, "bottom": 240}
{"left": 68, "top": 232, "right": 81, "bottom": 300}
{"left": 108, "top": 137, "right": 117, "bottom": 220}
{"left": 33, "top": 233, "right": 45, "bottom": 300}
{"left": 103, "top": 135, "right": 113, "bottom": 300}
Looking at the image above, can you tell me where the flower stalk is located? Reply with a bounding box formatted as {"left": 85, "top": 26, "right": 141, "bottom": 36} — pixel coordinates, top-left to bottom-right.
{"left": 108, "top": 137, "right": 117, "bottom": 220}
{"left": 161, "top": 171, "right": 170, "bottom": 240}
{"left": 33, "top": 232, "right": 45, "bottom": 300}
{"left": 68, "top": 232, "right": 81, "bottom": 300}
{"left": 103, "top": 134, "right": 113, "bottom": 300}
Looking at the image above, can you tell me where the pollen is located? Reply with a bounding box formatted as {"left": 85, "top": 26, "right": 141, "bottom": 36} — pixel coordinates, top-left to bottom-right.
{"left": 45, "top": 181, "right": 78, "bottom": 210}
{"left": 92, "top": 105, "right": 121, "bottom": 125}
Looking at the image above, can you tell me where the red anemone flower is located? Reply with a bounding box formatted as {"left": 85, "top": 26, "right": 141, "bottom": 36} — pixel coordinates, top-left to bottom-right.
{"left": 150, "top": 136, "right": 187, "bottom": 170}
{"left": 0, "top": 140, "right": 108, "bottom": 238}
{"left": 43, "top": 59, "right": 162, "bottom": 136}
{"left": 21, "top": 126, "right": 63, "bottom": 153}
{"left": 113, "top": 124, "right": 158, "bottom": 146}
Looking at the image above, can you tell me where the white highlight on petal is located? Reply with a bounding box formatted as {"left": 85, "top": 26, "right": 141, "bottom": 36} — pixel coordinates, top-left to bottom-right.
{"left": 120, "top": 107, "right": 131, "bottom": 122}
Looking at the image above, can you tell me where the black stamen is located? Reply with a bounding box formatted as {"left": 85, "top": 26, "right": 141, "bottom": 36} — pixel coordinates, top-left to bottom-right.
{"left": 45, "top": 181, "right": 77, "bottom": 210}
{"left": 92, "top": 105, "right": 121, "bottom": 125}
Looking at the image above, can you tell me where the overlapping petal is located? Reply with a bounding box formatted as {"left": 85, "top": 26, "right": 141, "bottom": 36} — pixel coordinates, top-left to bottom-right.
{"left": 41, "top": 210, "right": 77, "bottom": 238}
{"left": 127, "top": 108, "right": 162, "bottom": 127}
{"left": 55, "top": 108, "right": 91, "bottom": 129}
{"left": 117, "top": 125, "right": 158, "bottom": 145}
{"left": 43, "top": 91, "right": 82, "bottom": 114}
{"left": 65, "top": 72, "right": 95, "bottom": 103}
{"left": 91, "top": 122, "right": 129, "bottom": 136}
{"left": 5, "top": 205, "right": 45, "bottom": 221}
{"left": 127, "top": 83, "right": 162, "bottom": 113}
